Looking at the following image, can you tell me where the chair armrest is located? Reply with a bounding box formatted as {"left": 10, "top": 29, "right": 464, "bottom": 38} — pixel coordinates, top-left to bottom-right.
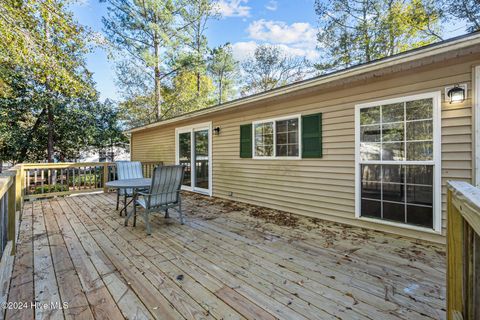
{"left": 137, "top": 190, "right": 181, "bottom": 197}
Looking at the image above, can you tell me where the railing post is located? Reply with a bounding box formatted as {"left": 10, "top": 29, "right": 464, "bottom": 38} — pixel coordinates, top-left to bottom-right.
{"left": 103, "top": 163, "right": 109, "bottom": 193}
{"left": 7, "top": 174, "right": 16, "bottom": 255}
{"left": 14, "top": 166, "right": 22, "bottom": 215}
{"left": 447, "top": 188, "right": 464, "bottom": 319}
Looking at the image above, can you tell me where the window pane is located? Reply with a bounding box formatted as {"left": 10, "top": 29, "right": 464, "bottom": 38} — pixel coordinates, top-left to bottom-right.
{"left": 383, "top": 202, "right": 405, "bottom": 223}
{"left": 276, "top": 121, "right": 287, "bottom": 133}
{"left": 195, "top": 130, "right": 209, "bottom": 189}
{"left": 407, "top": 141, "right": 433, "bottom": 160}
{"left": 382, "top": 103, "right": 404, "bottom": 123}
{"left": 406, "top": 99, "right": 433, "bottom": 120}
{"left": 361, "top": 143, "right": 381, "bottom": 160}
{"left": 360, "top": 125, "right": 380, "bottom": 142}
{"left": 382, "top": 122, "right": 404, "bottom": 142}
{"left": 382, "top": 142, "right": 404, "bottom": 161}
{"left": 406, "top": 165, "right": 433, "bottom": 185}
{"left": 254, "top": 122, "right": 273, "bottom": 157}
{"left": 360, "top": 107, "right": 380, "bottom": 125}
{"left": 276, "top": 145, "right": 286, "bottom": 157}
{"left": 362, "top": 199, "right": 381, "bottom": 218}
{"left": 362, "top": 182, "right": 381, "bottom": 200}
{"left": 288, "top": 132, "right": 298, "bottom": 144}
{"left": 382, "top": 165, "right": 404, "bottom": 183}
{"left": 288, "top": 119, "right": 298, "bottom": 131}
{"left": 288, "top": 145, "right": 298, "bottom": 157}
{"left": 382, "top": 183, "right": 404, "bottom": 202}
{"left": 275, "top": 119, "right": 298, "bottom": 157}
{"left": 406, "top": 120, "right": 433, "bottom": 141}
{"left": 179, "top": 132, "right": 191, "bottom": 187}
{"left": 407, "top": 205, "right": 433, "bottom": 228}
{"left": 361, "top": 164, "right": 381, "bottom": 181}
{"left": 407, "top": 185, "right": 433, "bottom": 206}
{"left": 277, "top": 132, "right": 287, "bottom": 144}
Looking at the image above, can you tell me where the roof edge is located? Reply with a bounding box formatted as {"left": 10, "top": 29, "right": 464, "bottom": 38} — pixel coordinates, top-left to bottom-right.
{"left": 127, "top": 31, "right": 480, "bottom": 134}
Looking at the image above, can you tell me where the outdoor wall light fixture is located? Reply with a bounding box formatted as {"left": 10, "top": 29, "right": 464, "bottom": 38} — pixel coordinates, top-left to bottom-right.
{"left": 446, "top": 84, "right": 466, "bottom": 104}
{"left": 213, "top": 126, "right": 221, "bottom": 135}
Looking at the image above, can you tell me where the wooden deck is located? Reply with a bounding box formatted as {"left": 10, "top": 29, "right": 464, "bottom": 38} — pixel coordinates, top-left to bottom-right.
{"left": 6, "top": 192, "right": 446, "bottom": 320}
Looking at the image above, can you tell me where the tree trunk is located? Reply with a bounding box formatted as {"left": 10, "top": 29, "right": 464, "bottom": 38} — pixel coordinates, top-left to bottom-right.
{"left": 196, "top": 18, "right": 201, "bottom": 95}
{"left": 154, "top": 34, "right": 162, "bottom": 121}
{"left": 47, "top": 103, "right": 54, "bottom": 163}
{"left": 196, "top": 71, "right": 201, "bottom": 94}
{"left": 154, "top": 67, "right": 161, "bottom": 120}
{"left": 218, "top": 74, "right": 223, "bottom": 105}
{"left": 19, "top": 107, "right": 47, "bottom": 162}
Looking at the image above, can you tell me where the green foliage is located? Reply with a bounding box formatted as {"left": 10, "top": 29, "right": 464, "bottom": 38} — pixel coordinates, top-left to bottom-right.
{"left": 440, "top": 0, "right": 480, "bottom": 32}
{"left": 241, "top": 45, "right": 312, "bottom": 96}
{"left": 162, "top": 70, "right": 216, "bottom": 117}
{"left": 315, "top": 0, "right": 442, "bottom": 73}
{"left": 0, "top": 0, "right": 95, "bottom": 97}
{"left": 0, "top": 64, "right": 126, "bottom": 163}
{"left": 208, "top": 43, "right": 239, "bottom": 104}
{"left": 0, "top": 0, "right": 123, "bottom": 164}
{"left": 33, "top": 184, "right": 68, "bottom": 195}
{"left": 69, "top": 173, "right": 101, "bottom": 186}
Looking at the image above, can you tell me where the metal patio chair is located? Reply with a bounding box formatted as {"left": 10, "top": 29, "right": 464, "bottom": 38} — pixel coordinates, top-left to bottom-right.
{"left": 125, "top": 165, "right": 185, "bottom": 235}
{"left": 115, "top": 161, "right": 144, "bottom": 214}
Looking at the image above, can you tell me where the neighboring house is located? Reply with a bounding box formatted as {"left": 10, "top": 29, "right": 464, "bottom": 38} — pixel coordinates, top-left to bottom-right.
{"left": 80, "top": 146, "right": 130, "bottom": 163}
{"left": 127, "top": 32, "right": 480, "bottom": 244}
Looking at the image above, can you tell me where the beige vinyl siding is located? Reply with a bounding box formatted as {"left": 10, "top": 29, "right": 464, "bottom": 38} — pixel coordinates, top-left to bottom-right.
{"left": 131, "top": 58, "right": 479, "bottom": 244}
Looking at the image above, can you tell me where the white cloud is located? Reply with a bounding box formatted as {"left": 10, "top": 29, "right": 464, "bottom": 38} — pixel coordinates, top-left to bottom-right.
{"left": 216, "top": 0, "right": 251, "bottom": 18}
{"left": 231, "top": 41, "right": 258, "bottom": 61}
{"left": 247, "top": 19, "right": 317, "bottom": 47}
{"left": 265, "top": 0, "right": 278, "bottom": 11}
{"left": 231, "top": 41, "right": 319, "bottom": 62}
{"left": 232, "top": 20, "right": 319, "bottom": 61}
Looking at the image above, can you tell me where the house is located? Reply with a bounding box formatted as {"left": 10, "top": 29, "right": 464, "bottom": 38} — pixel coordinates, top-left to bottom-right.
{"left": 127, "top": 32, "right": 480, "bottom": 244}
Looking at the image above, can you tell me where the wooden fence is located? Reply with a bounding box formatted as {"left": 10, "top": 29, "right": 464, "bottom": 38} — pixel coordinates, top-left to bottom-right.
{"left": 447, "top": 181, "right": 480, "bottom": 320}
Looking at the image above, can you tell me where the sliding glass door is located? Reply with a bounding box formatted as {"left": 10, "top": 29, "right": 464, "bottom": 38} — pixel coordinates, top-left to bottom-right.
{"left": 176, "top": 123, "right": 212, "bottom": 195}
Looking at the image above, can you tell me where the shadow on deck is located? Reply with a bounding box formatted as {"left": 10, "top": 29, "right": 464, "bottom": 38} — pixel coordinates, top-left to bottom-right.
{"left": 7, "top": 192, "right": 446, "bottom": 320}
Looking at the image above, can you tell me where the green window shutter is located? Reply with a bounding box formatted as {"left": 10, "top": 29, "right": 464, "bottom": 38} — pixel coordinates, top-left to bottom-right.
{"left": 302, "top": 113, "right": 323, "bottom": 158}
{"left": 240, "top": 124, "right": 252, "bottom": 158}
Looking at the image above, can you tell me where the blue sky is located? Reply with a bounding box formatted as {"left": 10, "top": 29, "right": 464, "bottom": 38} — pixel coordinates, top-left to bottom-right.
{"left": 71, "top": 0, "right": 464, "bottom": 101}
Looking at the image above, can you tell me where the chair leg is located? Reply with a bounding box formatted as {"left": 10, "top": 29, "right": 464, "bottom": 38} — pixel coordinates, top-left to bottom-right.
{"left": 165, "top": 208, "right": 169, "bottom": 219}
{"left": 179, "top": 199, "right": 184, "bottom": 225}
{"left": 124, "top": 204, "right": 133, "bottom": 226}
{"left": 133, "top": 201, "right": 137, "bottom": 227}
{"left": 143, "top": 210, "right": 152, "bottom": 235}
{"left": 123, "top": 194, "right": 127, "bottom": 216}
{"left": 116, "top": 192, "right": 119, "bottom": 211}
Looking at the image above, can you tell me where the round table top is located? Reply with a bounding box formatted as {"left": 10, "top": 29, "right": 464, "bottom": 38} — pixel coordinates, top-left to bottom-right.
{"left": 105, "top": 178, "right": 151, "bottom": 189}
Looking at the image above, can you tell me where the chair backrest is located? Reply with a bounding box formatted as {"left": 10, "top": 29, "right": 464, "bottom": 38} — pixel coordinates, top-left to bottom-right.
{"left": 116, "top": 161, "right": 144, "bottom": 195}
{"left": 147, "top": 165, "right": 185, "bottom": 207}
{"left": 116, "top": 161, "right": 144, "bottom": 180}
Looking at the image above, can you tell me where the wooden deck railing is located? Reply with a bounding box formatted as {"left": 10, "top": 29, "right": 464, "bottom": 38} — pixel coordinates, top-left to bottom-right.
{"left": 0, "top": 161, "right": 163, "bottom": 310}
{"left": 447, "top": 181, "right": 480, "bottom": 320}
{"left": 0, "top": 165, "right": 22, "bottom": 307}
{"left": 21, "top": 161, "right": 163, "bottom": 200}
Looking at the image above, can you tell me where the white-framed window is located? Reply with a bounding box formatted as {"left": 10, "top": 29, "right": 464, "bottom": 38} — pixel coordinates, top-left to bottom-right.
{"left": 355, "top": 92, "right": 442, "bottom": 232}
{"left": 252, "top": 115, "right": 301, "bottom": 159}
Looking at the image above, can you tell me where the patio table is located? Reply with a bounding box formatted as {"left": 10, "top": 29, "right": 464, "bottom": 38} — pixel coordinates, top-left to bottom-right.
{"left": 106, "top": 178, "right": 151, "bottom": 217}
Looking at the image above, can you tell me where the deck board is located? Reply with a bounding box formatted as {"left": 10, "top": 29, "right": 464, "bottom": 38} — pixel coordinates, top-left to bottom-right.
{"left": 7, "top": 192, "right": 446, "bottom": 320}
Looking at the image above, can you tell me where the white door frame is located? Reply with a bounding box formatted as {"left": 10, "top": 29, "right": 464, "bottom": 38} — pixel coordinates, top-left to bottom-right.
{"left": 175, "top": 122, "right": 213, "bottom": 196}
{"left": 475, "top": 66, "right": 480, "bottom": 187}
